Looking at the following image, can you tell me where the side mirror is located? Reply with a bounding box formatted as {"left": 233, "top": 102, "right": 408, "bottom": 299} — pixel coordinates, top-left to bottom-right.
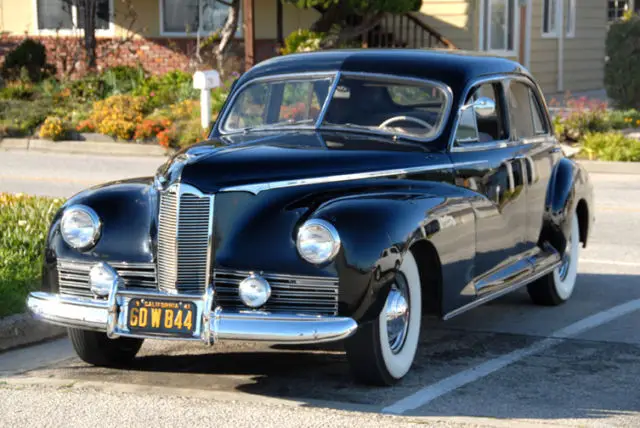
{"left": 469, "top": 97, "right": 496, "bottom": 118}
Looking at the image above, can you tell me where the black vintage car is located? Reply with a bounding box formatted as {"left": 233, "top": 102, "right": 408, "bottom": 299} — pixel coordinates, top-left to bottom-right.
{"left": 27, "top": 50, "right": 593, "bottom": 385}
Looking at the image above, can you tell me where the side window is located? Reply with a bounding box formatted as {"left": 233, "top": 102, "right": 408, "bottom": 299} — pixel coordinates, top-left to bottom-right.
{"left": 455, "top": 82, "right": 507, "bottom": 144}
{"left": 507, "top": 81, "right": 549, "bottom": 139}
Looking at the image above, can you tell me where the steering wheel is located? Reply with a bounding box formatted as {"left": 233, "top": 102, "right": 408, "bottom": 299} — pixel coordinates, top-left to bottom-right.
{"left": 378, "top": 116, "right": 433, "bottom": 132}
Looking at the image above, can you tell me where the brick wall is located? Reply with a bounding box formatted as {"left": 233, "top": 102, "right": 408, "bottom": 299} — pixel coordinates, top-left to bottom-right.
{"left": 0, "top": 35, "right": 278, "bottom": 76}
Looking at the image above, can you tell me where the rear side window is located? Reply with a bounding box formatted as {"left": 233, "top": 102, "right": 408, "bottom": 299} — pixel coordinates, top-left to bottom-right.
{"left": 507, "top": 81, "right": 549, "bottom": 139}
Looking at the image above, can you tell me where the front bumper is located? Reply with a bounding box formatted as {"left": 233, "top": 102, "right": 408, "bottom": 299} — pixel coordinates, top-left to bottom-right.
{"left": 26, "top": 286, "right": 358, "bottom": 345}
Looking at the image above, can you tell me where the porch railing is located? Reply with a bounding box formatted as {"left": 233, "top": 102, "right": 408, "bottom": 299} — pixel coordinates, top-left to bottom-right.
{"left": 354, "top": 12, "right": 456, "bottom": 50}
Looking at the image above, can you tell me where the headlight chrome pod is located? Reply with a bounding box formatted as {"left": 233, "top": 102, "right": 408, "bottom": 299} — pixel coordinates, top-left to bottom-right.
{"left": 296, "top": 219, "right": 341, "bottom": 264}
{"left": 60, "top": 205, "right": 101, "bottom": 251}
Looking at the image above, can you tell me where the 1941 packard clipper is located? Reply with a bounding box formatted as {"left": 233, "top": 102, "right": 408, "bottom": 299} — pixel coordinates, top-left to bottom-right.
{"left": 27, "top": 50, "right": 593, "bottom": 385}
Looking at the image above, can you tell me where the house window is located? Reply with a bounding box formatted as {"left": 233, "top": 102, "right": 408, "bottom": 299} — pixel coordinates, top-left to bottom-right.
{"left": 37, "top": 0, "right": 111, "bottom": 32}
{"left": 482, "top": 0, "right": 517, "bottom": 53}
{"left": 565, "top": 0, "right": 576, "bottom": 38}
{"left": 542, "top": 0, "right": 558, "bottom": 36}
{"left": 542, "top": 0, "right": 576, "bottom": 38}
{"left": 161, "top": 0, "right": 242, "bottom": 36}
{"left": 608, "top": 0, "right": 632, "bottom": 22}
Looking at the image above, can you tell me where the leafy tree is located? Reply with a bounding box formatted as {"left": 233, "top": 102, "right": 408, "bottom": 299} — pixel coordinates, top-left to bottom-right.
{"left": 285, "top": 0, "right": 421, "bottom": 47}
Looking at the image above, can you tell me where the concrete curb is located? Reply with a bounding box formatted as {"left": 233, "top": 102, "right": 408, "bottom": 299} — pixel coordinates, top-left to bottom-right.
{"left": 0, "top": 138, "right": 168, "bottom": 157}
{"left": 0, "top": 313, "right": 65, "bottom": 352}
{"left": 577, "top": 160, "right": 640, "bottom": 175}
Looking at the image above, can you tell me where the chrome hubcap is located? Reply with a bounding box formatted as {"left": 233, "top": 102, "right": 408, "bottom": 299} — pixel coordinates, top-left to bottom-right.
{"left": 385, "top": 276, "right": 410, "bottom": 354}
{"left": 559, "top": 234, "right": 572, "bottom": 281}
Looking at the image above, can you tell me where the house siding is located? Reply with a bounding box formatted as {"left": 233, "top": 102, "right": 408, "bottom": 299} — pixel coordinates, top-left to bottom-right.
{"left": 417, "top": 0, "right": 476, "bottom": 50}
{"left": 529, "top": 0, "right": 606, "bottom": 95}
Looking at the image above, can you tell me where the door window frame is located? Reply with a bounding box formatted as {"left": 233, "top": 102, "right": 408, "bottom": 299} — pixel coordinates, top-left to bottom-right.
{"left": 449, "top": 75, "right": 552, "bottom": 153}
{"left": 478, "top": 0, "right": 520, "bottom": 56}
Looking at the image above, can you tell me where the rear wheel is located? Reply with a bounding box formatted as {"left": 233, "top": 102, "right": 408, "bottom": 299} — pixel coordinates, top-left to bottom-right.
{"left": 68, "top": 328, "right": 143, "bottom": 367}
{"left": 527, "top": 211, "right": 580, "bottom": 306}
{"left": 345, "top": 252, "right": 422, "bottom": 385}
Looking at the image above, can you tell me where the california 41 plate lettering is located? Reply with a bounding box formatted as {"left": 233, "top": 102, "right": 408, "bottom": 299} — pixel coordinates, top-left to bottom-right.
{"left": 127, "top": 298, "right": 196, "bottom": 336}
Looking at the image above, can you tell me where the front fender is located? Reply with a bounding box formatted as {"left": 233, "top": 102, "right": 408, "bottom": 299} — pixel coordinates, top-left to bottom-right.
{"left": 42, "top": 178, "right": 157, "bottom": 293}
{"left": 311, "top": 189, "right": 476, "bottom": 322}
{"left": 544, "top": 158, "right": 593, "bottom": 251}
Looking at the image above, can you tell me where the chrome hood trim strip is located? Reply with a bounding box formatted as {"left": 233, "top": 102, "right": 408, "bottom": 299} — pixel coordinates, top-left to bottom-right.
{"left": 219, "top": 161, "right": 487, "bottom": 195}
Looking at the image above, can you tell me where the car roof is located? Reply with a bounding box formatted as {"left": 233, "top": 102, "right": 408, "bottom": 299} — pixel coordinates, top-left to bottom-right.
{"left": 242, "top": 49, "right": 530, "bottom": 92}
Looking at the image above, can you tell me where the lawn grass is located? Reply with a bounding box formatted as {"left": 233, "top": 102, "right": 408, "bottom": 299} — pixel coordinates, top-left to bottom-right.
{"left": 0, "top": 193, "right": 63, "bottom": 317}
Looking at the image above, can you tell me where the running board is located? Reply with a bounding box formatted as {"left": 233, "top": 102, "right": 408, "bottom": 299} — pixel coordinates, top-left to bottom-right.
{"left": 442, "top": 250, "right": 562, "bottom": 321}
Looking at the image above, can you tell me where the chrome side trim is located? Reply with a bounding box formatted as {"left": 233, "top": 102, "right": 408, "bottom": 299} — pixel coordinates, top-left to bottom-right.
{"left": 220, "top": 161, "right": 487, "bottom": 195}
{"left": 442, "top": 249, "right": 562, "bottom": 321}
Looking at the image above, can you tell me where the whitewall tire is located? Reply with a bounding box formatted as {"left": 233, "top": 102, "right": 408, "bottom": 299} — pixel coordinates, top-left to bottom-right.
{"left": 346, "top": 251, "right": 422, "bottom": 385}
{"left": 528, "top": 211, "right": 580, "bottom": 306}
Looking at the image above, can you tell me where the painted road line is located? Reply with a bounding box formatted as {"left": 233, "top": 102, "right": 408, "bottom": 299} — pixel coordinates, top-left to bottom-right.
{"left": 382, "top": 298, "right": 640, "bottom": 415}
{"left": 580, "top": 259, "right": 640, "bottom": 268}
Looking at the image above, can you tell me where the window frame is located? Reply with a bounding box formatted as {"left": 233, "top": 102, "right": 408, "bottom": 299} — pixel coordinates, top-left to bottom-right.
{"left": 506, "top": 79, "right": 551, "bottom": 141}
{"left": 449, "top": 75, "right": 552, "bottom": 153}
{"left": 216, "top": 71, "right": 455, "bottom": 144}
{"left": 480, "top": 0, "right": 519, "bottom": 57}
{"left": 542, "top": 0, "right": 577, "bottom": 39}
{"left": 159, "top": 0, "right": 243, "bottom": 38}
{"left": 541, "top": 0, "right": 559, "bottom": 38}
{"left": 33, "top": 0, "right": 115, "bottom": 36}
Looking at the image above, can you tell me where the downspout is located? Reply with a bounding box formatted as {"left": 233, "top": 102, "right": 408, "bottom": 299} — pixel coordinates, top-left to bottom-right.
{"left": 525, "top": 0, "right": 532, "bottom": 68}
{"left": 557, "top": 0, "right": 564, "bottom": 93}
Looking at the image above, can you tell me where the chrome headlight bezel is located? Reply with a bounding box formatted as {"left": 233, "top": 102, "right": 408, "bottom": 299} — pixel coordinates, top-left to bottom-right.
{"left": 296, "top": 219, "right": 341, "bottom": 264}
{"left": 60, "top": 205, "right": 102, "bottom": 251}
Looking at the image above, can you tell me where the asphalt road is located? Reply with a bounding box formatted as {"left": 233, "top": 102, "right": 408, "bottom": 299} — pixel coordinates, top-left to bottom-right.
{"left": 1, "top": 150, "right": 640, "bottom": 427}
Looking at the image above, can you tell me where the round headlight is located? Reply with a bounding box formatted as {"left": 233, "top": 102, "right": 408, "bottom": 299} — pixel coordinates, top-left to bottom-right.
{"left": 60, "top": 205, "right": 101, "bottom": 250}
{"left": 238, "top": 274, "right": 271, "bottom": 308}
{"left": 296, "top": 219, "right": 341, "bottom": 264}
{"left": 89, "top": 262, "right": 119, "bottom": 297}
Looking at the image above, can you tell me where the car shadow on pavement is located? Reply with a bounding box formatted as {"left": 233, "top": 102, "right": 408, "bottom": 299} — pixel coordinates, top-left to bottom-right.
{"left": 33, "top": 272, "right": 640, "bottom": 423}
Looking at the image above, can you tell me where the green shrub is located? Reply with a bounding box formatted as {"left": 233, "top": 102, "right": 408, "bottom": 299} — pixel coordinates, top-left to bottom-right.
{"left": 63, "top": 74, "right": 108, "bottom": 104}
{"left": 0, "top": 193, "right": 64, "bottom": 317}
{"left": 0, "top": 81, "right": 36, "bottom": 100}
{"left": 582, "top": 132, "right": 640, "bottom": 161}
{"left": 281, "top": 29, "right": 326, "bottom": 55}
{"left": 133, "top": 70, "right": 198, "bottom": 110}
{"left": 1, "top": 39, "right": 55, "bottom": 83}
{"left": 0, "top": 99, "right": 53, "bottom": 136}
{"left": 553, "top": 96, "right": 611, "bottom": 142}
{"left": 606, "top": 109, "right": 640, "bottom": 129}
{"left": 605, "top": 15, "right": 640, "bottom": 109}
{"left": 100, "top": 65, "right": 147, "bottom": 96}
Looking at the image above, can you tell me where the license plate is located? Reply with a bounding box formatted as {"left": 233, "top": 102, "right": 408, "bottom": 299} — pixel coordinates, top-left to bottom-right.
{"left": 127, "top": 298, "right": 196, "bottom": 336}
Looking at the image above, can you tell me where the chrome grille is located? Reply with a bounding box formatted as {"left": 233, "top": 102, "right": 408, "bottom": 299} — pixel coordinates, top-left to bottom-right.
{"left": 214, "top": 270, "right": 339, "bottom": 316}
{"left": 58, "top": 259, "right": 156, "bottom": 298}
{"left": 157, "top": 184, "right": 213, "bottom": 294}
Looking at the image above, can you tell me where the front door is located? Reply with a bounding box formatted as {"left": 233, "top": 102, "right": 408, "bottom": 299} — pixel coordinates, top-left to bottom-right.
{"left": 504, "top": 78, "right": 561, "bottom": 249}
{"left": 449, "top": 80, "right": 530, "bottom": 295}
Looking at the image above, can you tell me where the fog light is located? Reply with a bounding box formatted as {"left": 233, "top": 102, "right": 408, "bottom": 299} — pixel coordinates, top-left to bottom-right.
{"left": 238, "top": 274, "right": 271, "bottom": 309}
{"left": 89, "top": 262, "right": 119, "bottom": 297}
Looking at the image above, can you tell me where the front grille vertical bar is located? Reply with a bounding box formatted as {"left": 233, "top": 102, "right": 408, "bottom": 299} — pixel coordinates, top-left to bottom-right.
{"left": 204, "top": 195, "right": 215, "bottom": 291}
{"left": 157, "top": 186, "right": 179, "bottom": 292}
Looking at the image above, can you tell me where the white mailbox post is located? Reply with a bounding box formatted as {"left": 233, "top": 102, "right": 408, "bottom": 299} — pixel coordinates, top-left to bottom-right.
{"left": 193, "top": 70, "right": 222, "bottom": 129}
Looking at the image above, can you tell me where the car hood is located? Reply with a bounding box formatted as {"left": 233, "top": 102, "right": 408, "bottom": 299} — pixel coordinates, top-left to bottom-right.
{"left": 156, "top": 131, "right": 447, "bottom": 194}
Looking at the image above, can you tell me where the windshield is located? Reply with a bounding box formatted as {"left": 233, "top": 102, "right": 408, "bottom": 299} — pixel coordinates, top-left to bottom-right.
{"left": 220, "top": 73, "right": 451, "bottom": 140}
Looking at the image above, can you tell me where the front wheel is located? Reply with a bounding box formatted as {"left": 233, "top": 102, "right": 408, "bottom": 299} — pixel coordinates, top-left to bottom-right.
{"left": 527, "top": 211, "right": 580, "bottom": 306}
{"left": 345, "top": 251, "right": 422, "bottom": 385}
{"left": 68, "top": 328, "right": 143, "bottom": 367}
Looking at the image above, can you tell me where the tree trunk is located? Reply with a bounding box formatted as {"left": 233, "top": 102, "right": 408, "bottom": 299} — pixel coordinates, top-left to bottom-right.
{"left": 310, "top": 3, "right": 351, "bottom": 33}
{"left": 215, "top": 0, "right": 241, "bottom": 79}
{"left": 321, "top": 12, "right": 386, "bottom": 49}
{"left": 83, "top": 0, "right": 98, "bottom": 70}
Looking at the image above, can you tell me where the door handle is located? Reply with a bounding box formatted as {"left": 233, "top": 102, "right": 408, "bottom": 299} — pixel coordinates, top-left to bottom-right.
{"left": 550, "top": 146, "right": 562, "bottom": 153}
